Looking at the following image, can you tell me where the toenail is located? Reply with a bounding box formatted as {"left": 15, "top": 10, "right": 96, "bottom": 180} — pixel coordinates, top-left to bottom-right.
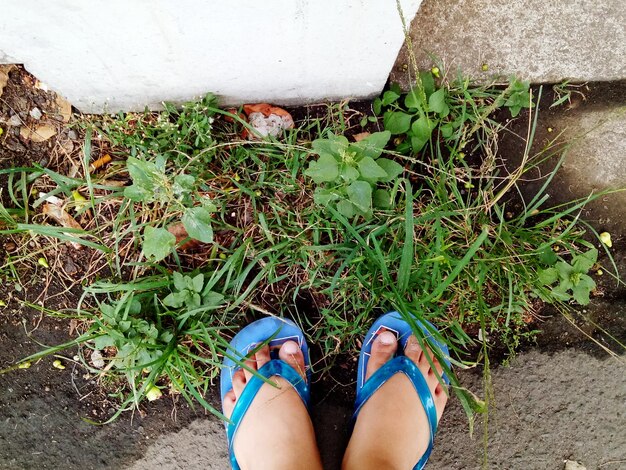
{"left": 378, "top": 331, "right": 396, "bottom": 345}
{"left": 282, "top": 341, "right": 299, "bottom": 354}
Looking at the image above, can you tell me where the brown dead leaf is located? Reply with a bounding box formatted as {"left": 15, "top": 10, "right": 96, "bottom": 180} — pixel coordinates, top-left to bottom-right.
{"left": 0, "top": 64, "right": 16, "bottom": 97}
{"left": 353, "top": 132, "right": 371, "bottom": 142}
{"left": 168, "top": 223, "right": 203, "bottom": 251}
{"left": 54, "top": 94, "right": 72, "bottom": 122}
{"left": 20, "top": 123, "right": 57, "bottom": 143}
{"left": 42, "top": 203, "right": 83, "bottom": 249}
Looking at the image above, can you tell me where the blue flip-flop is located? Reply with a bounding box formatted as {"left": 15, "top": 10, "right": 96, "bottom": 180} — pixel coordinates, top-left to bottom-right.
{"left": 220, "top": 317, "right": 311, "bottom": 470}
{"left": 353, "top": 311, "right": 451, "bottom": 470}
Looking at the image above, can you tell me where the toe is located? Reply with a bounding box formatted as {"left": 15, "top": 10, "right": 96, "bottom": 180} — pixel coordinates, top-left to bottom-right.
{"left": 243, "top": 344, "right": 270, "bottom": 382}
{"left": 223, "top": 390, "right": 236, "bottom": 418}
{"left": 278, "top": 340, "right": 306, "bottom": 378}
{"left": 232, "top": 369, "right": 246, "bottom": 397}
{"left": 365, "top": 330, "right": 398, "bottom": 381}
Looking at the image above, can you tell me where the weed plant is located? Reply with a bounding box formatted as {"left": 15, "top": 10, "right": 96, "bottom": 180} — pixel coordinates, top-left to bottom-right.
{"left": 0, "top": 71, "right": 612, "bottom": 425}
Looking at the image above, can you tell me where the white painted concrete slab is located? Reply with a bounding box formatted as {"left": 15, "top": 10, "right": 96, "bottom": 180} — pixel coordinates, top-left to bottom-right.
{"left": 0, "top": 0, "right": 422, "bottom": 113}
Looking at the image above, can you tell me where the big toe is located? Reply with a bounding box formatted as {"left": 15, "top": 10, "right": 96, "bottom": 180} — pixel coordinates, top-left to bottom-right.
{"left": 278, "top": 340, "right": 306, "bottom": 378}
{"left": 365, "top": 330, "right": 398, "bottom": 381}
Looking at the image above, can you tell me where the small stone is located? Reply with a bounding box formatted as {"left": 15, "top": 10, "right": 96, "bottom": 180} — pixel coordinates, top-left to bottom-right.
{"left": 90, "top": 349, "right": 105, "bottom": 369}
{"left": 68, "top": 129, "right": 78, "bottom": 140}
{"left": 63, "top": 258, "right": 78, "bottom": 274}
{"left": 8, "top": 114, "right": 22, "bottom": 127}
{"left": 29, "top": 107, "right": 42, "bottom": 120}
{"left": 564, "top": 461, "right": 586, "bottom": 470}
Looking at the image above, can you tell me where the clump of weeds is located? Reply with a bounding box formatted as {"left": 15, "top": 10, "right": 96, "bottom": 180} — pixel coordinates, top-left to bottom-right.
{"left": 0, "top": 67, "right": 619, "bottom": 430}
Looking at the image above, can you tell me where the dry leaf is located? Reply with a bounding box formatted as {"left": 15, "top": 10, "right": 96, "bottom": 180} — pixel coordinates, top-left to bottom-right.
{"left": 20, "top": 123, "right": 57, "bottom": 142}
{"left": 54, "top": 94, "right": 72, "bottom": 122}
{"left": 168, "top": 223, "right": 203, "bottom": 251}
{"left": 0, "top": 64, "right": 15, "bottom": 97}
{"left": 42, "top": 203, "right": 83, "bottom": 249}
{"left": 353, "top": 132, "right": 371, "bottom": 142}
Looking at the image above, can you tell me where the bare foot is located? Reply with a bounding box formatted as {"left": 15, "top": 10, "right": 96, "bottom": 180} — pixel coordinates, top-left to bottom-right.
{"left": 222, "top": 341, "right": 323, "bottom": 470}
{"left": 342, "top": 330, "right": 448, "bottom": 470}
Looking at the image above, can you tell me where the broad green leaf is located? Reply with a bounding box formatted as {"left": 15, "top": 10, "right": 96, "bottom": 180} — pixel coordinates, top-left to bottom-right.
{"left": 428, "top": 89, "right": 447, "bottom": 114}
{"left": 94, "top": 335, "right": 115, "bottom": 350}
{"left": 126, "top": 157, "right": 160, "bottom": 189}
{"left": 340, "top": 165, "right": 360, "bottom": 183}
{"left": 358, "top": 157, "right": 388, "bottom": 180}
{"left": 555, "top": 261, "right": 573, "bottom": 278}
{"left": 192, "top": 273, "right": 204, "bottom": 293}
{"left": 203, "top": 291, "right": 225, "bottom": 307}
{"left": 124, "top": 184, "right": 152, "bottom": 202}
{"left": 313, "top": 188, "right": 340, "bottom": 206}
{"left": 404, "top": 87, "right": 423, "bottom": 110}
{"left": 538, "top": 247, "right": 558, "bottom": 266}
{"left": 351, "top": 131, "right": 391, "bottom": 159}
{"left": 182, "top": 207, "right": 214, "bottom": 243}
{"left": 537, "top": 267, "right": 558, "bottom": 285}
{"left": 419, "top": 70, "right": 436, "bottom": 98}
{"left": 373, "top": 188, "right": 392, "bottom": 208}
{"left": 382, "top": 90, "right": 401, "bottom": 106}
{"left": 411, "top": 115, "right": 434, "bottom": 141}
{"left": 347, "top": 181, "right": 372, "bottom": 213}
{"left": 336, "top": 199, "right": 356, "bottom": 218}
{"left": 572, "top": 248, "right": 598, "bottom": 272}
{"left": 173, "top": 271, "right": 186, "bottom": 291}
{"left": 304, "top": 153, "right": 339, "bottom": 183}
{"left": 376, "top": 158, "right": 404, "bottom": 182}
{"left": 411, "top": 136, "right": 428, "bottom": 153}
{"left": 173, "top": 174, "right": 195, "bottom": 195}
{"left": 312, "top": 133, "right": 349, "bottom": 159}
{"left": 143, "top": 226, "right": 176, "bottom": 261}
{"left": 163, "top": 291, "right": 187, "bottom": 308}
{"left": 440, "top": 123, "right": 454, "bottom": 139}
{"left": 551, "top": 283, "right": 571, "bottom": 301}
{"left": 383, "top": 111, "right": 412, "bottom": 135}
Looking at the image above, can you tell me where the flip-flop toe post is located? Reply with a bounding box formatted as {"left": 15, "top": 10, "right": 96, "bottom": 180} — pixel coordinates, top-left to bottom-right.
{"left": 220, "top": 317, "right": 311, "bottom": 470}
{"left": 354, "top": 311, "right": 451, "bottom": 470}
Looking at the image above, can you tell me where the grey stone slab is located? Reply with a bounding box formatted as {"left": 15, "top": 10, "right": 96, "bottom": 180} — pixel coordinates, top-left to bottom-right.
{"left": 391, "top": 0, "right": 626, "bottom": 89}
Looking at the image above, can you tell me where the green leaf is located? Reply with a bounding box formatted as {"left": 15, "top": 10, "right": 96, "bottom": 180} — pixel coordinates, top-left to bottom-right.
{"left": 163, "top": 291, "right": 187, "bottom": 308}
{"left": 94, "top": 335, "right": 115, "bottom": 350}
{"left": 376, "top": 158, "right": 404, "bottom": 182}
{"left": 143, "top": 226, "right": 176, "bottom": 261}
{"left": 339, "top": 165, "right": 360, "bottom": 183}
{"left": 440, "top": 123, "right": 454, "bottom": 139}
{"left": 382, "top": 90, "right": 401, "bottom": 106}
{"left": 358, "top": 157, "right": 388, "bottom": 180}
{"left": 373, "top": 188, "right": 392, "bottom": 208}
{"left": 538, "top": 247, "right": 558, "bottom": 266}
{"left": 124, "top": 184, "right": 152, "bottom": 202}
{"left": 191, "top": 273, "right": 204, "bottom": 293}
{"left": 312, "top": 133, "right": 349, "bottom": 159}
{"left": 126, "top": 157, "right": 160, "bottom": 189}
{"left": 555, "top": 261, "right": 573, "bottom": 278}
{"left": 572, "top": 248, "right": 598, "bottom": 273}
{"left": 428, "top": 89, "right": 447, "bottom": 114}
{"left": 182, "top": 207, "right": 214, "bottom": 243}
{"left": 173, "top": 174, "right": 195, "bottom": 195}
{"left": 346, "top": 181, "right": 372, "bottom": 213}
{"left": 383, "top": 111, "right": 412, "bottom": 135}
{"left": 411, "top": 115, "right": 434, "bottom": 141}
{"left": 313, "top": 188, "right": 340, "bottom": 206}
{"left": 419, "top": 70, "right": 436, "bottom": 98}
{"left": 336, "top": 199, "right": 356, "bottom": 218}
{"left": 411, "top": 136, "right": 428, "bottom": 153}
{"left": 304, "top": 153, "right": 339, "bottom": 183}
{"left": 373, "top": 98, "right": 382, "bottom": 115}
{"left": 551, "top": 283, "right": 571, "bottom": 301}
{"left": 537, "top": 268, "right": 558, "bottom": 285}
{"left": 173, "top": 271, "right": 186, "bottom": 291}
{"left": 351, "top": 131, "right": 391, "bottom": 159}
{"left": 203, "top": 291, "right": 225, "bottom": 307}
{"left": 404, "top": 87, "right": 423, "bottom": 110}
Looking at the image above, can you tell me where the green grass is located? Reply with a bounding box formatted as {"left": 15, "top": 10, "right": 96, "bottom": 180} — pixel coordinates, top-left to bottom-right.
{"left": 0, "top": 70, "right": 617, "bottom": 428}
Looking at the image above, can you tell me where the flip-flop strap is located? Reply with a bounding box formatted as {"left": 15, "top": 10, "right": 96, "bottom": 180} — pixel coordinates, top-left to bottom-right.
{"left": 353, "top": 356, "right": 437, "bottom": 470}
{"left": 227, "top": 359, "right": 310, "bottom": 470}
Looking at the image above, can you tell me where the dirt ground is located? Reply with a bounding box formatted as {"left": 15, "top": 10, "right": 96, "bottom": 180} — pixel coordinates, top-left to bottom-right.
{"left": 1, "top": 68, "right": 625, "bottom": 469}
